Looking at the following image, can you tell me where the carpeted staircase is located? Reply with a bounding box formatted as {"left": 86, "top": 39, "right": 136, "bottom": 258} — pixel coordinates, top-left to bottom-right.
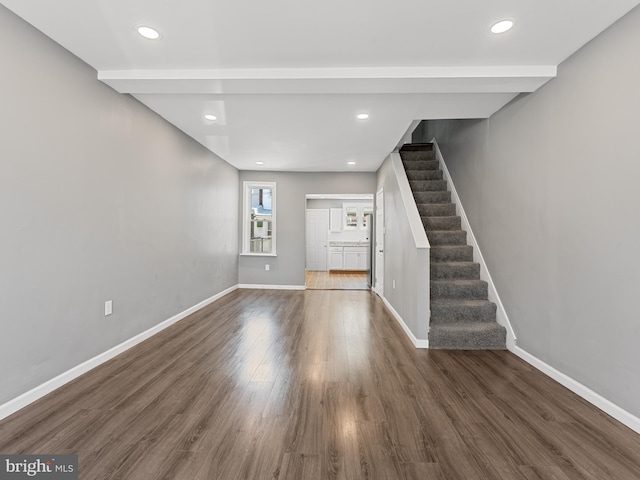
{"left": 399, "top": 143, "right": 506, "bottom": 349}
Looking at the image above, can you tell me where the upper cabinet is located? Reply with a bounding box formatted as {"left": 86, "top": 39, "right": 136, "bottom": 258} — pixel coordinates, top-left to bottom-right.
{"left": 330, "top": 208, "right": 343, "bottom": 232}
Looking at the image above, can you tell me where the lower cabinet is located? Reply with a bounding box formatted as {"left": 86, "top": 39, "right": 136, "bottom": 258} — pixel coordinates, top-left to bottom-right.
{"left": 330, "top": 246, "right": 368, "bottom": 271}
{"left": 330, "top": 247, "right": 344, "bottom": 270}
{"left": 344, "top": 249, "right": 358, "bottom": 270}
{"left": 356, "top": 250, "right": 368, "bottom": 270}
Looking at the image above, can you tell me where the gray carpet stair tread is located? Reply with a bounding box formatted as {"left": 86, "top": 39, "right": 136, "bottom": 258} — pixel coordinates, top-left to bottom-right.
{"left": 400, "top": 142, "right": 507, "bottom": 350}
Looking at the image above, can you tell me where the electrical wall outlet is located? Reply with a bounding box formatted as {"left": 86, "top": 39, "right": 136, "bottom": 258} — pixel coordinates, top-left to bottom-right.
{"left": 265, "top": 264, "right": 270, "bottom": 271}
{"left": 105, "top": 300, "right": 113, "bottom": 316}
{"left": 392, "top": 279, "right": 396, "bottom": 289}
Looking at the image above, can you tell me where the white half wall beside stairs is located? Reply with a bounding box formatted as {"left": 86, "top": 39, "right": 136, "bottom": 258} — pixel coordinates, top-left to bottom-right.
{"left": 375, "top": 152, "right": 430, "bottom": 346}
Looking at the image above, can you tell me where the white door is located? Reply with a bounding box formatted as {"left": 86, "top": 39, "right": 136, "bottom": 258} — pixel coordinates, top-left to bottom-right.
{"left": 306, "top": 209, "right": 329, "bottom": 271}
{"left": 375, "top": 190, "right": 384, "bottom": 295}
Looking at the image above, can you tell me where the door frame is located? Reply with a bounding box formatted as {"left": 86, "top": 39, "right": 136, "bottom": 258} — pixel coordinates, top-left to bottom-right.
{"left": 375, "top": 188, "right": 384, "bottom": 296}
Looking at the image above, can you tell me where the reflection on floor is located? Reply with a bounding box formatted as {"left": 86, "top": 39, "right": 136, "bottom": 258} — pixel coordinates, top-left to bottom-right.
{"left": 305, "top": 270, "right": 369, "bottom": 290}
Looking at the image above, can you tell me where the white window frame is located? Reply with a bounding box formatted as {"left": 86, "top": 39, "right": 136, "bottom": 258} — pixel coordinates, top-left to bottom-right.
{"left": 241, "top": 181, "right": 277, "bottom": 256}
{"left": 342, "top": 202, "right": 371, "bottom": 230}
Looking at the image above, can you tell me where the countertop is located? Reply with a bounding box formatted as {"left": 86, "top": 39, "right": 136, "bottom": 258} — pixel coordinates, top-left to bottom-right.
{"left": 329, "top": 241, "right": 370, "bottom": 247}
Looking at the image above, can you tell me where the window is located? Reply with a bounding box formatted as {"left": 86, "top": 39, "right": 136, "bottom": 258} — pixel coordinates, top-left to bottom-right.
{"left": 362, "top": 205, "right": 373, "bottom": 229}
{"left": 242, "top": 181, "right": 276, "bottom": 255}
{"left": 345, "top": 205, "right": 358, "bottom": 228}
{"left": 343, "top": 202, "right": 372, "bottom": 230}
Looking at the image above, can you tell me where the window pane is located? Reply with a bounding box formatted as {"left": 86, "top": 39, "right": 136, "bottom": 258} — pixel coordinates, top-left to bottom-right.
{"left": 243, "top": 182, "right": 276, "bottom": 255}
{"left": 345, "top": 207, "right": 358, "bottom": 228}
{"left": 362, "top": 206, "right": 373, "bottom": 229}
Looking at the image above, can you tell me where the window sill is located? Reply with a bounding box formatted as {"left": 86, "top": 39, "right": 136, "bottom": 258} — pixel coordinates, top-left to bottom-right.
{"left": 240, "top": 252, "right": 278, "bottom": 257}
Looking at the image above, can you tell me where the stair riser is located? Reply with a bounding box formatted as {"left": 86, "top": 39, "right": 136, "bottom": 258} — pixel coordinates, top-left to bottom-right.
{"left": 401, "top": 143, "right": 507, "bottom": 350}
{"left": 423, "top": 216, "right": 461, "bottom": 230}
{"left": 416, "top": 192, "right": 451, "bottom": 205}
{"left": 400, "top": 151, "right": 436, "bottom": 162}
{"left": 406, "top": 170, "right": 443, "bottom": 181}
{"left": 431, "top": 281, "right": 488, "bottom": 300}
{"left": 430, "top": 246, "right": 473, "bottom": 262}
{"left": 430, "top": 303, "right": 497, "bottom": 324}
{"left": 409, "top": 180, "right": 447, "bottom": 192}
{"left": 427, "top": 231, "right": 467, "bottom": 246}
{"left": 416, "top": 203, "right": 456, "bottom": 216}
{"left": 429, "top": 327, "right": 507, "bottom": 350}
{"left": 431, "top": 263, "right": 480, "bottom": 279}
{"left": 402, "top": 159, "right": 439, "bottom": 170}
{"left": 400, "top": 143, "right": 434, "bottom": 152}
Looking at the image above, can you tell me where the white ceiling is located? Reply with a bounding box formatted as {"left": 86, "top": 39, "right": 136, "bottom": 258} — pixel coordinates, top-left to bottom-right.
{"left": 3, "top": 0, "right": 639, "bottom": 171}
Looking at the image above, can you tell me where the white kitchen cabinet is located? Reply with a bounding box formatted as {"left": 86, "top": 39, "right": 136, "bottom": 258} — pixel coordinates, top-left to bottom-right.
{"left": 356, "top": 250, "right": 368, "bottom": 270}
{"left": 343, "top": 249, "right": 358, "bottom": 270}
{"left": 343, "top": 246, "right": 368, "bottom": 271}
{"left": 330, "top": 247, "right": 344, "bottom": 270}
{"left": 330, "top": 245, "right": 369, "bottom": 271}
{"left": 330, "top": 208, "right": 343, "bottom": 232}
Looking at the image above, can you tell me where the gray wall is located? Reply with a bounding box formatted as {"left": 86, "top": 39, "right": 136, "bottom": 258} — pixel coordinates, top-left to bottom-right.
{"left": 0, "top": 6, "right": 239, "bottom": 405}
{"left": 415, "top": 5, "right": 640, "bottom": 418}
{"left": 238, "top": 171, "right": 377, "bottom": 286}
{"left": 306, "top": 199, "right": 362, "bottom": 209}
{"left": 376, "top": 156, "right": 430, "bottom": 341}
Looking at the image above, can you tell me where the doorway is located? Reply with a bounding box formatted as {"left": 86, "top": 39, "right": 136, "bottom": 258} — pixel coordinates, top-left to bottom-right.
{"left": 305, "top": 271, "right": 368, "bottom": 290}
{"left": 305, "top": 193, "right": 373, "bottom": 290}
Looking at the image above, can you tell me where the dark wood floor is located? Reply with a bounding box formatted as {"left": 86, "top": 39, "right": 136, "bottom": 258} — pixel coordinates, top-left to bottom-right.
{"left": 1, "top": 290, "right": 639, "bottom": 479}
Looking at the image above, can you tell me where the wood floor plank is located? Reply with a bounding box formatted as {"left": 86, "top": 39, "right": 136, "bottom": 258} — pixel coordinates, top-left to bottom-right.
{"left": 278, "top": 452, "right": 321, "bottom": 479}
{"left": 0, "top": 289, "right": 639, "bottom": 479}
{"left": 305, "top": 271, "right": 368, "bottom": 290}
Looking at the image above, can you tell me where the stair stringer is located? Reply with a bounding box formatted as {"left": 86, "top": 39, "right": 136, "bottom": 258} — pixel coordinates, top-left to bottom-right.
{"left": 431, "top": 139, "right": 517, "bottom": 349}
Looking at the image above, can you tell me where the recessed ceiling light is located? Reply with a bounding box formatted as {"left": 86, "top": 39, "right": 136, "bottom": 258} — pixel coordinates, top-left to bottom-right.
{"left": 256, "top": 161, "right": 265, "bottom": 165}
{"left": 136, "top": 25, "right": 161, "bottom": 40}
{"left": 204, "top": 114, "right": 218, "bottom": 121}
{"left": 356, "top": 113, "right": 369, "bottom": 120}
{"left": 491, "top": 20, "right": 514, "bottom": 34}
{"left": 348, "top": 161, "right": 356, "bottom": 165}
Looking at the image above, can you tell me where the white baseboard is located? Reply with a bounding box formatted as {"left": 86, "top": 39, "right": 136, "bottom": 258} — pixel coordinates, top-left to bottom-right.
{"left": 513, "top": 346, "right": 640, "bottom": 435}
{"left": 238, "top": 284, "right": 306, "bottom": 290}
{"left": 0, "top": 285, "right": 239, "bottom": 422}
{"left": 431, "top": 139, "right": 517, "bottom": 349}
{"left": 380, "top": 294, "right": 429, "bottom": 349}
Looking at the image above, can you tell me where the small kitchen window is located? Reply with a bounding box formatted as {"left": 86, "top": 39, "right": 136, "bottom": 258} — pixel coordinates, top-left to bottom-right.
{"left": 343, "top": 202, "right": 371, "bottom": 230}
{"left": 242, "top": 181, "right": 276, "bottom": 255}
{"left": 344, "top": 205, "right": 358, "bottom": 229}
{"left": 362, "top": 205, "right": 373, "bottom": 229}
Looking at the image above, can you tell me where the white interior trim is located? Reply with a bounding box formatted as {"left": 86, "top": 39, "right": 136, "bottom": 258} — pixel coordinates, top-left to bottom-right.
{"left": 395, "top": 120, "right": 421, "bottom": 152}
{"left": 390, "top": 152, "right": 430, "bottom": 250}
{"left": 431, "top": 139, "right": 517, "bottom": 349}
{"left": 430, "top": 138, "right": 640, "bottom": 435}
{"left": 0, "top": 285, "right": 239, "bottom": 422}
{"left": 238, "top": 284, "right": 306, "bottom": 290}
{"left": 99, "top": 65, "right": 558, "bottom": 81}
{"left": 513, "top": 347, "right": 640, "bottom": 435}
{"left": 380, "top": 294, "right": 429, "bottom": 349}
{"left": 98, "top": 66, "right": 557, "bottom": 95}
